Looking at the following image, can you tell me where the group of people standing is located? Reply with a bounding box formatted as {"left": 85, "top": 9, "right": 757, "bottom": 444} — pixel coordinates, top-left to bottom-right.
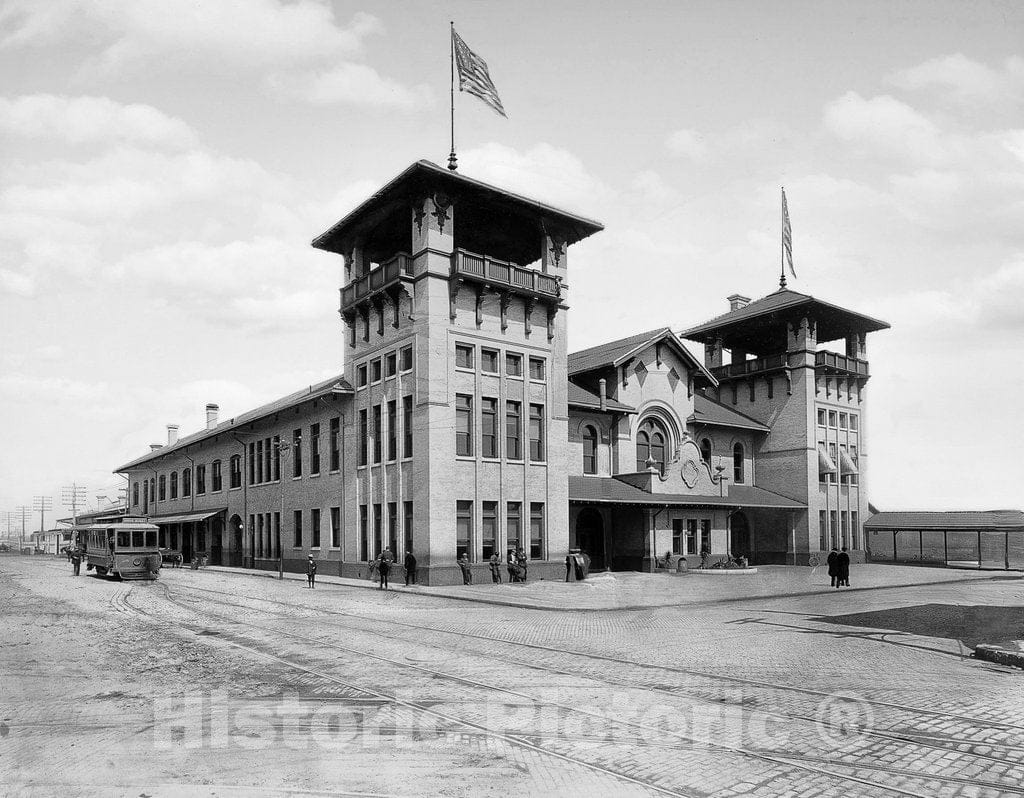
{"left": 826, "top": 546, "right": 852, "bottom": 588}
{"left": 457, "top": 548, "right": 528, "bottom": 585}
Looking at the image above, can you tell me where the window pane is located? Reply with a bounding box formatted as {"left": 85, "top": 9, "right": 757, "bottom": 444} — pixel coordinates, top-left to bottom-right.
{"left": 506, "top": 401, "right": 521, "bottom": 459}
{"left": 529, "top": 404, "right": 544, "bottom": 461}
{"left": 506, "top": 502, "right": 521, "bottom": 551}
{"left": 529, "top": 502, "right": 544, "bottom": 559}
{"left": 481, "top": 349, "right": 498, "bottom": 373}
{"left": 481, "top": 397, "right": 498, "bottom": 458}
{"left": 456, "top": 394, "right": 473, "bottom": 456}
{"left": 529, "top": 357, "right": 545, "bottom": 380}
{"left": 506, "top": 353, "right": 522, "bottom": 377}
{"left": 482, "top": 501, "right": 497, "bottom": 559}
{"left": 455, "top": 344, "right": 474, "bottom": 369}
{"left": 456, "top": 500, "right": 472, "bottom": 559}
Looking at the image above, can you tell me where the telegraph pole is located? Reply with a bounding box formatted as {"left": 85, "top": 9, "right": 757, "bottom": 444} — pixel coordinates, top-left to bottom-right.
{"left": 62, "top": 483, "right": 87, "bottom": 554}
{"left": 33, "top": 496, "right": 53, "bottom": 553}
{"left": 15, "top": 506, "right": 29, "bottom": 552}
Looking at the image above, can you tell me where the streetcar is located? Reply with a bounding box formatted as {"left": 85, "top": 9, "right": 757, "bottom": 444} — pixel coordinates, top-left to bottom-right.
{"left": 80, "top": 521, "right": 162, "bottom": 580}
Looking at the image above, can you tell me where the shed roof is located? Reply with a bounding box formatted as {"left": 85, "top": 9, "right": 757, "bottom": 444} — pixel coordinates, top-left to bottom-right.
{"left": 865, "top": 510, "right": 1024, "bottom": 530}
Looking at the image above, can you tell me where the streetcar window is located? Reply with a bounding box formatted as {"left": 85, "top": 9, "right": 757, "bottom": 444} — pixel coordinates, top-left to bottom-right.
{"left": 117, "top": 530, "right": 130, "bottom": 548}
{"left": 132, "top": 530, "right": 144, "bottom": 548}
{"left": 145, "top": 530, "right": 156, "bottom": 547}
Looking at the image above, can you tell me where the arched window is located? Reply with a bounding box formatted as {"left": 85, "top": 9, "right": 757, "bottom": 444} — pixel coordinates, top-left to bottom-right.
{"left": 582, "top": 426, "right": 599, "bottom": 474}
{"left": 229, "top": 455, "right": 242, "bottom": 489}
{"left": 700, "top": 437, "right": 712, "bottom": 466}
{"left": 733, "top": 442, "right": 745, "bottom": 483}
{"left": 636, "top": 418, "right": 668, "bottom": 474}
{"left": 182, "top": 468, "right": 192, "bottom": 497}
{"left": 170, "top": 471, "right": 178, "bottom": 500}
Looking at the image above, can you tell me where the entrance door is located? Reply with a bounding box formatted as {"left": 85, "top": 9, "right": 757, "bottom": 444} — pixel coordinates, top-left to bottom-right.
{"left": 575, "top": 508, "right": 606, "bottom": 571}
{"left": 210, "top": 518, "right": 224, "bottom": 566}
{"left": 229, "top": 515, "right": 243, "bottom": 567}
{"left": 730, "top": 512, "right": 750, "bottom": 559}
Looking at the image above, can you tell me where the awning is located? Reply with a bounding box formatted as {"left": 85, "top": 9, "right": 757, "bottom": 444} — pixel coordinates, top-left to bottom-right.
{"left": 148, "top": 509, "right": 225, "bottom": 525}
{"left": 818, "top": 445, "right": 837, "bottom": 474}
{"left": 838, "top": 447, "right": 858, "bottom": 475}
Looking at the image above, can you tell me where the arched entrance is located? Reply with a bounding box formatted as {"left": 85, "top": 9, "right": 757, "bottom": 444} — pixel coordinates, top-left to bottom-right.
{"left": 575, "top": 508, "right": 606, "bottom": 571}
{"left": 730, "top": 512, "right": 751, "bottom": 559}
{"left": 229, "top": 514, "right": 243, "bottom": 567}
{"left": 210, "top": 517, "right": 224, "bottom": 566}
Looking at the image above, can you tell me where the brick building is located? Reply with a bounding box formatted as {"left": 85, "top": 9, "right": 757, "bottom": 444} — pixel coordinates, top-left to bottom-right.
{"left": 116, "top": 160, "right": 889, "bottom": 582}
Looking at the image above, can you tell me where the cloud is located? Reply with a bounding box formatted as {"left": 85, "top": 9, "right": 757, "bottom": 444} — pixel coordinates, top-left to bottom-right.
{"left": 823, "top": 91, "right": 948, "bottom": 165}
{"left": 267, "top": 63, "right": 432, "bottom": 110}
{"left": 0, "top": 94, "right": 198, "bottom": 148}
{"left": 0, "top": 267, "right": 35, "bottom": 297}
{"left": 888, "top": 53, "right": 1024, "bottom": 106}
{"left": 665, "top": 129, "right": 708, "bottom": 160}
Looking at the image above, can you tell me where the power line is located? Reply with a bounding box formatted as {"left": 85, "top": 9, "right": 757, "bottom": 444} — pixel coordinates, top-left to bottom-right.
{"left": 33, "top": 496, "right": 53, "bottom": 536}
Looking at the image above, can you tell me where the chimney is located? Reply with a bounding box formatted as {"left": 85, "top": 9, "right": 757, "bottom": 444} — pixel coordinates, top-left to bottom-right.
{"left": 205, "top": 403, "right": 219, "bottom": 430}
{"left": 598, "top": 378, "right": 607, "bottom": 412}
{"left": 167, "top": 424, "right": 179, "bottom": 446}
{"left": 728, "top": 294, "right": 751, "bottom": 312}
{"left": 149, "top": 443, "right": 163, "bottom": 452}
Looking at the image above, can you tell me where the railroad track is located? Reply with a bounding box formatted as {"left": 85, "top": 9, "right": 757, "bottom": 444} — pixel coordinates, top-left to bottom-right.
{"left": 122, "top": 582, "right": 1021, "bottom": 798}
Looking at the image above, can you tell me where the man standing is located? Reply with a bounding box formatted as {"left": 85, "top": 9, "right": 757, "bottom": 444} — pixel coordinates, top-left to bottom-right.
{"left": 489, "top": 551, "right": 502, "bottom": 583}
{"left": 378, "top": 548, "right": 393, "bottom": 590}
{"left": 306, "top": 554, "right": 317, "bottom": 588}
{"left": 827, "top": 547, "right": 839, "bottom": 588}
{"left": 515, "top": 547, "right": 528, "bottom": 583}
{"left": 404, "top": 550, "right": 417, "bottom": 586}
{"left": 506, "top": 549, "right": 516, "bottom": 583}
{"left": 457, "top": 552, "right": 472, "bottom": 585}
{"left": 70, "top": 546, "right": 81, "bottom": 577}
{"left": 837, "top": 547, "right": 851, "bottom": 588}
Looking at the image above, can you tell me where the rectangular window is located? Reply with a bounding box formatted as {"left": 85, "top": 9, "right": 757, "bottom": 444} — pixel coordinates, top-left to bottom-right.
{"left": 828, "top": 410, "right": 837, "bottom": 428}
{"left": 828, "top": 442, "right": 837, "bottom": 483}
{"left": 292, "top": 429, "right": 303, "bottom": 477}
{"left": 481, "top": 348, "right": 499, "bottom": 374}
{"left": 829, "top": 510, "right": 838, "bottom": 549}
{"left": 132, "top": 482, "right": 139, "bottom": 506}
{"left": 819, "top": 511, "right": 827, "bottom": 550}
{"left": 311, "top": 508, "right": 321, "bottom": 548}
{"left": 330, "top": 417, "right": 340, "bottom": 471}
{"left": 403, "top": 395, "right": 413, "bottom": 457}
{"left": 456, "top": 394, "right": 473, "bottom": 456}
{"left": 330, "top": 507, "right": 340, "bottom": 548}
{"left": 293, "top": 509, "right": 302, "bottom": 548}
{"left": 840, "top": 510, "right": 849, "bottom": 549}
{"left": 230, "top": 457, "right": 241, "bottom": 489}
{"left": 699, "top": 519, "right": 711, "bottom": 555}
{"left": 387, "top": 400, "right": 397, "bottom": 460}
{"left": 264, "top": 437, "right": 271, "bottom": 482}
{"left": 182, "top": 468, "right": 191, "bottom": 497}
{"left": 851, "top": 511, "right": 859, "bottom": 550}
{"left": 212, "top": 460, "right": 222, "bottom": 492}
{"left": 158, "top": 474, "right": 166, "bottom": 501}
{"left": 456, "top": 500, "right": 472, "bottom": 559}
{"left": 839, "top": 412, "right": 848, "bottom": 431}
{"left": 507, "top": 501, "right": 521, "bottom": 551}
{"left": 529, "top": 404, "right": 545, "bottom": 462}
{"left": 359, "top": 505, "right": 368, "bottom": 560}
{"left": 385, "top": 351, "right": 397, "bottom": 378}
{"left": 672, "top": 519, "right": 684, "bottom": 555}
{"left": 257, "top": 440, "right": 264, "bottom": 483}
{"left": 257, "top": 515, "right": 264, "bottom": 558}
{"left": 310, "top": 423, "right": 321, "bottom": 475}
{"left": 358, "top": 409, "right": 368, "bottom": 466}
{"left": 505, "top": 352, "right": 522, "bottom": 377}
{"left": 272, "top": 435, "right": 280, "bottom": 480}
{"left": 506, "top": 401, "right": 522, "bottom": 460}
{"left": 372, "top": 503, "right": 382, "bottom": 558}
{"left": 196, "top": 464, "right": 206, "bottom": 495}
{"left": 686, "top": 519, "right": 698, "bottom": 554}
{"left": 357, "top": 364, "right": 367, "bottom": 388}
{"left": 372, "top": 404, "right": 382, "bottom": 463}
{"left": 817, "top": 409, "right": 826, "bottom": 427}
{"left": 481, "top": 397, "right": 498, "bottom": 458}
{"left": 403, "top": 501, "right": 413, "bottom": 555}
{"left": 400, "top": 345, "right": 413, "bottom": 372}
{"left": 387, "top": 501, "right": 398, "bottom": 554}
{"left": 849, "top": 414, "right": 859, "bottom": 432}
{"left": 482, "top": 501, "right": 498, "bottom": 560}
{"left": 371, "top": 359, "right": 382, "bottom": 382}
{"left": 455, "top": 343, "right": 474, "bottom": 369}
{"left": 529, "top": 357, "right": 545, "bottom": 380}
{"left": 530, "top": 502, "right": 545, "bottom": 559}
{"left": 248, "top": 443, "right": 256, "bottom": 484}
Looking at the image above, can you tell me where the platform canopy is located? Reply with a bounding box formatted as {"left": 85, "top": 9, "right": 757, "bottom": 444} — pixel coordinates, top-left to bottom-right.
{"left": 147, "top": 509, "right": 225, "bottom": 525}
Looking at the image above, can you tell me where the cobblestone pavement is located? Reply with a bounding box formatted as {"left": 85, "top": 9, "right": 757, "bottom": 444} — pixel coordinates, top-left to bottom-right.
{"left": 2, "top": 555, "right": 1023, "bottom": 797}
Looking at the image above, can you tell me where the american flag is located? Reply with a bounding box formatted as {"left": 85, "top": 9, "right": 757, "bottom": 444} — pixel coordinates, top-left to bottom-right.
{"left": 452, "top": 28, "right": 507, "bottom": 118}
{"left": 782, "top": 188, "right": 796, "bottom": 279}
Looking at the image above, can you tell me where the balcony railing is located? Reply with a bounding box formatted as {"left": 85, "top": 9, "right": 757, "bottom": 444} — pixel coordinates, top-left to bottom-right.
{"left": 339, "top": 253, "right": 413, "bottom": 311}
{"left": 815, "top": 350, "right": 869, "bottom": 377}
{"left": 451, "top": 249, "right": 560, "bottom": 298}
{"left": 711, "top": 353, "right": 788, "bottom": 380}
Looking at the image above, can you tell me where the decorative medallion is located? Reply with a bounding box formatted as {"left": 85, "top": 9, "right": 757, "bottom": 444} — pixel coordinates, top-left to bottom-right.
{"left": 431, "top": 192, "right": 451, "bottom": 233}
{"left": 681, "top": 458, "right": 700, "bottom": 489}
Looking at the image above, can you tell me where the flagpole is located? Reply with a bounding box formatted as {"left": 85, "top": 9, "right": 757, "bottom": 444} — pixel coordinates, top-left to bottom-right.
{"left": 779, "top": 187, "right": 786, "bottom": 289}
{"left": 447, "top": 21, "right": 458, "bottom": 171}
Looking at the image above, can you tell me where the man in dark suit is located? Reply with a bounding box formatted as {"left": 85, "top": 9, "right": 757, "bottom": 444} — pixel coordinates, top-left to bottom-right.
{"left": 404, "top": 550, "right": 417, "bottom": 586}
{"left": 306, "top": 555, "right": 317, "bottom": 588}
{"left": 826, "top": 547, "right": 839, "bottom": 588}
{"left": 837, "top": 547, "right": 851, "bottom": 587}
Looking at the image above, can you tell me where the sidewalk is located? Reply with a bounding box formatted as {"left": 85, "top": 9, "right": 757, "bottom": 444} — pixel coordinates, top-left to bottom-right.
{"left": 198, "top": 562, "right": 1020, "bottom": 611}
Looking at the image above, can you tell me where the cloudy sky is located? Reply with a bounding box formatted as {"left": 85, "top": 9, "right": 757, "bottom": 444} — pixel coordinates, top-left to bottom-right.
{"left": 2, "top": 0, "right": 1023, "bottom": 527}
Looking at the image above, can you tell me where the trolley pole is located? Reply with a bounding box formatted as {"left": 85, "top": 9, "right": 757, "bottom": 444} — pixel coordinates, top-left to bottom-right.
{"left": 33, "top": 496, "right": 53, "bottom": 553}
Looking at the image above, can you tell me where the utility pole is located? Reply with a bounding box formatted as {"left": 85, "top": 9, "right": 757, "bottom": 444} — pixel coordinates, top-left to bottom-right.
{"left": 15, "top": 506, "right": 29, "bottom": 552}
{"left": 33, "top": 496, "right": 53, "bottom": 553}
{"left": 62, "top": 483, "right": 87, "bottom": 554}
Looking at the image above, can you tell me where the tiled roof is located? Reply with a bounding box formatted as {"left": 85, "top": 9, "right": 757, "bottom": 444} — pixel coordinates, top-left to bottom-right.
{"left": 680, "top": 287, "right": 890, "bottom": 340}
{"left": 567, "top": 381, "right": 636, "bottom": 413}
{"left": 568, "top": 476, "right": 804, "bottom": 509}
{"left": 865, "top": 510, "right": 1024, "bottom": 530}
{"left": 567, "top": 328, "right": 716, "bottom": 386}
{"left": 689, "top": 394, "right": 769, "bottom": 432}
{"left": 116, "top": 374, "right": 354, "bottom": 472}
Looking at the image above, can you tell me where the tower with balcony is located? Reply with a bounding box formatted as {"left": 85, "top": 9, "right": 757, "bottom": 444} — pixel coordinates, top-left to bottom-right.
{"left": 680, "top": 288, "right": 889, "bottom": 563}
{"left": 312, "top": 161, "right": 603, "bottom": 583}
